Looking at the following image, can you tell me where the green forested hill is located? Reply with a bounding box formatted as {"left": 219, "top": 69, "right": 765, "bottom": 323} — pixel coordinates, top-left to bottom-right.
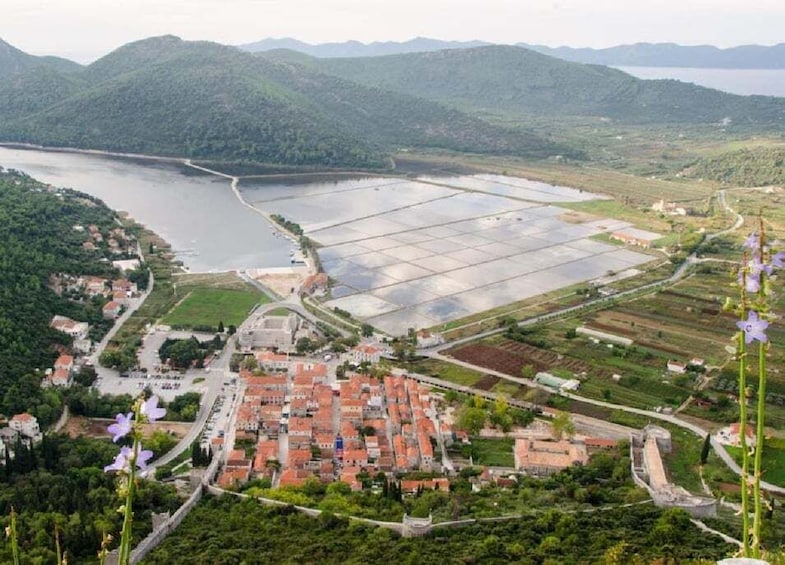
{"left": 0, "top": 38, "right": 82, "bottom": 80}
{"left": 319, "top": 45, "right": 785, "bottom": 127}
{"left": 687, "top": 146, "right": 785, "bottom": 186}
{"left": 0, "top": 37, "right": 568, "bottom": 167}
{"left": 256, "top": 53, "right": 568, "bottom": 158}
{"left": 0, "top": 170, "right": 117, "bottom": 424}
{"left": 144, "top": 496, "right": 732, "bottom": 564}
{"left": 0, "top": 66, "right": 87, "bottom": 117}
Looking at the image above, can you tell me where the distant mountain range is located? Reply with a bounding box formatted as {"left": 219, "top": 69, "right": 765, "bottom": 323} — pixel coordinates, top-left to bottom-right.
{"left": 241, "top": 37, "right": 785, "bottom": 69}
{"left": 521, "top": 42, "right": 785, "bottom": 69}
{"left": 239, "top": 37, "right": 491, "bottom": 58}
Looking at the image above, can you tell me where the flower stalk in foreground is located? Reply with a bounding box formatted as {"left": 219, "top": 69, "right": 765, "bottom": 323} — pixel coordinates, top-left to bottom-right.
{"left": 103, "top": 395, "right": 165, "bottom": 565}
{"left": 734, "top": 220, "right": 779, "bottom": 559}
{"left": 6, "top": 506, "right": 20, "bottom": 565}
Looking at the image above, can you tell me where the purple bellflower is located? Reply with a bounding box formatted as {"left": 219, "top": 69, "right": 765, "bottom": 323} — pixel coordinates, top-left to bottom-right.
{"left": 107, "top": 412, "right": 133, "bottom": 443}
{"left": 136, "top": 449, "right": 154, "bottom": 472}
{"left": 104, "top": 446, "right": 154, "bottom": 474}
{"left": 743, "top": 232, "right": 760, "bottom": 251}
{"left": 752, "top": 255, "right": 773, "bottom": 276}
{"left": 737, "top": 310, "right": 769, "bottom": 344}
{"left": 140, "top": 396, "right": 166, "bottom": 422}
{"left": 104, "top": 446, "right": 133, "bottom": 473}
{"left": 772, "top": 251, "right": 785, "bottom": 269}
{"left": 740, "top": 269, "right": 761, "bottom": 293}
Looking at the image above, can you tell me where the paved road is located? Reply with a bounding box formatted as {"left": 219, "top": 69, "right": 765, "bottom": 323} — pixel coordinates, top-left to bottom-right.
{"left": 148, "top": 336, "right": 236, "bottom": 471}
{"left": 88, "top": 268, "right": 154, "bottom": 371}
{"left": 237, "top": 271, "right": 352, "bottom": 338}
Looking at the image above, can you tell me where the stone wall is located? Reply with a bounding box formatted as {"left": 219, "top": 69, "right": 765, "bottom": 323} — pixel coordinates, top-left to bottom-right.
{"left": 629, "top": 430, "right": 717, "bottom": 518}
{"left": 128, "top": 457, "right": 221, "bottom": 564}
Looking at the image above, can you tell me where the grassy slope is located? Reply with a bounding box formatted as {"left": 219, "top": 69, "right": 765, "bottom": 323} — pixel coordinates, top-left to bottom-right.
{"left": 687, "top": 145, "right": 785, "bottom": 186}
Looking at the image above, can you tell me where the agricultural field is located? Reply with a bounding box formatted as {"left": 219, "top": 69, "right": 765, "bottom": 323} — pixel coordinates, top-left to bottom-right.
{"left": 445, "top": 266, "right": 785, "bottom": 416}
{"left": 725, "top": 187, "right": 785, "bottom": 240}
{"left": 399, "top": 358, "right": 486, "bottom": 387}
{"left": 447, "top": 334, "right": 691, "bottom": 410}
{"left": 490, "top": 379, "right": 525, "bottom": 398}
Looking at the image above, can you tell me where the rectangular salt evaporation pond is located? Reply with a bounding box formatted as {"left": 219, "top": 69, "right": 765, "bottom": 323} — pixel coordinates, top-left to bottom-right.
{"left": 418, "top": 174, "right": 608, "bottom": 203}
{"left": 380, "top": 191, "right": 536, "bottom": 230}
{"left": 344, "top": 252, "right": 401, "bottom": 270}
{"left": 366, "top": 310, "right": 440, "bottom": 337}
{"left": 261, "top": 181, "right": 457, "bottom": 232}
{"left": 371, "top": 282, "right": 441, "bottom": 308}
{"left": 325, "top": 294, "right": 399, "bottom": 318}
{"left": 239, "top": 175, "right": 406, "bottom": 202}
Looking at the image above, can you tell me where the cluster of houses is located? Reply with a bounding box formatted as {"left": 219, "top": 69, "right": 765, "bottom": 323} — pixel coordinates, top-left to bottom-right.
{"left": 52, "top": 274, "right": 140, "bottom": 321}
{"left": 43, "top": 354, "right": 75, "bottom": 388}
{"left": 77, "top": 224, "right": 136, "bottom": 256}
{"left": 43, "top": 273, "right": 141, "bottom": 392}
{"left": 666, "top": 357, "right": 705, "bottom": 375}
{"left": 216, "top": 353, "right": 456, "bottom": 490}
{"left": 50, "top": 315, "right": 91, "bottom": 354}
{"left": 652, "top": 199, "right": 688, "bottom": 217}
{"left": 386, "top": 374, "right": 438, "bottom": 474}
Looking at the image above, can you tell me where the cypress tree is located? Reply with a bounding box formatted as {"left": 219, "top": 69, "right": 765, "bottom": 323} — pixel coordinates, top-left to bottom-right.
{"left": 700, "top": 433, "right": 711, "bottom": 465}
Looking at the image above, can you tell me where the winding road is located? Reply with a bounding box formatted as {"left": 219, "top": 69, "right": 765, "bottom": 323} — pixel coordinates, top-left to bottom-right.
{"left": 148, "top": 337, "right": 235, "bottom": 471}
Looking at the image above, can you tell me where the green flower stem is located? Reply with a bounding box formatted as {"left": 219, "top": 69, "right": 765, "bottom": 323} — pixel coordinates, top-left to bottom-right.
{"left": 117, "top": 439, "right": 138, "bottom": 565}
{"left": 55, "top": 524, "right": 62, "bottom": 565}
{"left": 752, "top": 340, "right": 767, "bottom": 558}
{"left": 738, "top": 330, "right": 751, "bottom": 557}
{"left": 9, "top": 507, "right": 20, "bottom": 565}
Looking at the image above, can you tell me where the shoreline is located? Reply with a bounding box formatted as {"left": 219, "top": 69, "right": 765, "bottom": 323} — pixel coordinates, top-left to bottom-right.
{"left": 0, "top": 141, "right": 397, "bottom": 179}
{"left": 183, "top": 160, "right": 319, "bottom": 280}
{"left": 0, "top": 144, "right": 317, "bottom": 275}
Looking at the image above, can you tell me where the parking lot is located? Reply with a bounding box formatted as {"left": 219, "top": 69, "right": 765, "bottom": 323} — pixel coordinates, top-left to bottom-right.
{"left": 93, "top": 368, "right": 215, "bottom": 402}
{"left": 93, "top": 328, "right": 222, "bottom": 402}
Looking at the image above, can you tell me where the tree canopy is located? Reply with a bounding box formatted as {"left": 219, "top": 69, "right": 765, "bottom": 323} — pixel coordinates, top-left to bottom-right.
{"left": 0, "top": 169, "right": 119, "bottom": 424}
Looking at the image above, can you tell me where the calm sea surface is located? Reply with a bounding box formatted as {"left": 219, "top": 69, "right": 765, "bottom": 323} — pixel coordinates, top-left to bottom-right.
{"left": 617, "top": 66, "right": 785, "bottom": 97}
{"left": 0, "top": 147, "right": 294, "bottom": 272}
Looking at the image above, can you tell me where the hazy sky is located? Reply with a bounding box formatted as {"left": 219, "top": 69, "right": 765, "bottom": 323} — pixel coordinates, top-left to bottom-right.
{"left": 3, "top": 0, "right": 783, "bottom": 63}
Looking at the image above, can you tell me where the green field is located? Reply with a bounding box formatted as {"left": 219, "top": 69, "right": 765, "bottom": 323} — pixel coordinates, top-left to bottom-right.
{"left": 163, "top": 287, "right": 270, "bottom": 329}
{"left": 401, "top": 358, "right": 485, "bottom": 387}
{"left": 725, "top": 438, "right": 785, "bottom": 488}
{"left": 490, "top": 380, "right": 522, "bottom": 397}
{"left": 266, "top": 307, "right": 293, "bottom": 316}
{"left": 467, "top": 437, "right": 515, "bottom": 467}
